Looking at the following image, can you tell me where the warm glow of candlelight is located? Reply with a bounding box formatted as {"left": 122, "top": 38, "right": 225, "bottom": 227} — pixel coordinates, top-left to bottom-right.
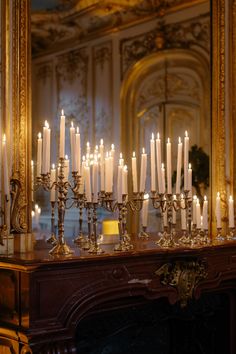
{"left": 38, "top": 132, "right": 42, "bottom": 139}
{"left": 31, "top": 160, "right": 34, "bottom": 166}
{"left": 120, "top": 153, "right": 123, "bottom": 158}
{"left": 188, "top": 163, "right": 191, "bottom": 169}
{"left": 151, "top": 132, "right": 154, "bottom": 140}
{"left": 71, "top": 121, "right": 74, "bottom": 127}
{"left": 45, "top": 120, "right": 49, "bottom": 128}
{"left": 185, "top": 130, "right": 188, "bottom": 137}
{"left": 142, "top": 147, "right": 145, "bottom": 154}
{"left": 133, "top": 151, "right": 135, "bottom": 157}
{"left": 157, "top": 132, "right": 160, "bottom": 139}
{"left": 100, "top": 138, "right": 103, "bottom": 145}
{"left": 61, "top": 109, "right": 64, "bottom": 116}
{"left": 144, "top": 193, "right": 149, "bottom": 200}
{"left": 178, "top": 137, "right": 181, "bottom": 144}
{"left": 52, "top": 163, "right": 55, "bottom": 169}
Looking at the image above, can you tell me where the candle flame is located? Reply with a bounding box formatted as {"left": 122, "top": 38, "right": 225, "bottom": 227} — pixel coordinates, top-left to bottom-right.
{"left": 157, "top": 132, "right": 160, "bottom": 139}
{"left": 151, "top": 132, "right": 154, "bottom": 140}
{"left": 185, "top": 130, "right": 188, "bottom": 137}
{"left": 204, "top": 195, "right": 207, "bottom": 201}
{"left": 193, "top": 195, "right": 197, "bottom": 200}
{"left": 61, "top": 109, "right": 64, "bottom": 116}
{"left": 31, "top": 210, "right": 35, "bottom": 217}
{"left": 217, "top": 192, "right": 220, "bottom": 198}
{"left": 31, "top": 160, "right": 34, "bottom": 166}
{"left": 132, "top": 151, "right": 135, "bottom": 158}
{"left": 161, "top": 163, "right": 165, "bottom": 169}
{"left": 173, "top": 194, "right": 176, "bottom": 200}
{"left": 178, "top": 137, "right": 181, "bottom": 144}
{"left": 2, "top": 134, "right": 6, "bottom": 143}
{"left": 100, "top": 138, "right": 103, "bottom": 145}
{"left": 144, "top": 193, "right": 149, "bottom": 200}
{"left": 76, "top": 126, "right": 79, "bottom": 134}
{"left": 167, "top": 137, "right": 170, "bottom": 143}
{"left": 188, "top": 163, "right": 191, "bottom": 169}
{"left": 71, "top": 121, "right": 74, "bottom": 128}
{"left": 44, "top": 120, "right": 49, "bottom": 128}
{"left": 229, "top": 195, "right": 233, "bottom": 201}
{"left": 120, "top": 152, "right": 123, "bottom": 159}
{"left": 95, "top": 145, "right": 98, "bottom": 151}
{"left": 65, "top": 155, "right": 68, "bottom": 160}
{"left": 38, "top": 207, "right": 41, "bottom": 214}
{"left": 123, "top": 165, "right": 128, "bottom": 171}
{"left": 38, "top": 132, "right": 42, "bottom": 139}
{"left": 35, "top": 204, "right": 39, "bottom": 210}
{"left": 82, "top": 155, "right": 86, "bottom": 161}
{"left": 111, "top": 143, "right": 115, "bottom": 150}
{"left": 87, "top": 142, "right": 90, "bottom": 147}
{"left": 142, "top": 147, "right": 145, "bottom": 154}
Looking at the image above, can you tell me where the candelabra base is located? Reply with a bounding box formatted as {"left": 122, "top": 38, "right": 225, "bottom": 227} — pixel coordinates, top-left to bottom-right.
{"left": 49, "top": 242, "right": 74, "bottom": 256}
{"left": 114, "top": 238, "right": 133, "bottom": 252}
{"left": 74, "top": 234, "right": 85, "bottom": 246}
{"left": 82, "top": 237, "right": 91, "bottom": 250}
{"left": 215, "top": 228, "right": 225, "bottom": 242}
{"left": 226, "top": 229, "right": 236, "bottom": 241}
{"left": 88, "top": 243, "right": 104, "bottom": 254}
{"left": 179, "top": 231, "right": 191, "bottom": 245}
{"left": 138, "top": 227, "right": 149, "bottom": 240}
{"left": 46, "top": 233, "right": 58, "bottom": 246}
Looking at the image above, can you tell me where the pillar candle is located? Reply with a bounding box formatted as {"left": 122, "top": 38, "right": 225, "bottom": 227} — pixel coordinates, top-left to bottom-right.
{"left": 192, "top": 195, "right": 197, "bottom": 225}
{"left": 156, "top": 132, "right": 162, "bottom": 193}
{"left": 122, "top": 165, "right": 128, "bottom": 195}
{"left": 75, "top": 126, "right": 81, "bottom": 174}
{"left": 188, "top": 163, "right": 192, "bottom": 197}
{"left": 166, "top": 138, "right": 172, "bottom": 194}
{"left": 202, "top": 195, "right": 208, "bottom": 230}
{"left": 132, "top": 152, "right": 138, "bottom": 193}
{"left": 196, "top": 198, "right": 201, "bottom": 229}
{"left": 2, "top": 135, "right": 9, "bottom": 198}
{"left": 181, "top": 196, "right": 187, "bottom": 230}
{"left": 117, "top": 164, "right": 123, "bottom": 203}
{"left": 150, "top": 133, "right": 156, "bottom": 191}
{"left": 31, "top": 160, "right": 34, "bottom": 202}
{"left": 64, "top": 155, "right": 69, "bottom": 181}
{"left": 176, "top": 137, "right": 182, "bottom": 194}
{"left": 184, "top": 131, "right": 189, "bottom": 191}
{"left": 229, "top": 195, "right": 235, "bottom": 228}
{"left": 140, "top": 148, "right": 147, "bottom": 193}
{"left": 142, "top": 194, "right": 149, "bottom": 227}
{"left": 85, "top": 162, "right": 91, "bottom": 202}
{"left": 59, "top": 110, "right": 65, "bottom": 158}
{"left": 37, "top": 132, "right": 42, "bottom": 177}
{"left": 70, "top": 122, "right": 76, "bottom": 171}
{"left": 215, "top": 192, "right": 222, "bottom": 228}
{"left": 161, "top": 163, "right": 166, "bottom": 194}
{"left": 50, "top": 164, "right": 56, "bottom": 202}
{"left": 92, "top": 158, "right": 98, "bottom": 203}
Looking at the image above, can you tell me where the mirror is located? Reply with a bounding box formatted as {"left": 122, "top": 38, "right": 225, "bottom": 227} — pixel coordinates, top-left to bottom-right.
{"left": 30, "top": 0, "right": 211, "bottom": 236}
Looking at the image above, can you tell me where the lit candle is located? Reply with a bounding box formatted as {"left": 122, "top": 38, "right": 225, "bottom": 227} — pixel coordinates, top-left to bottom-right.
{"left": 188, "top": 163, "right": 192, "bottom": 197}
{"left": 42, "top": 120, "right": 49, "bottom": 174}
{"left": 140, "top": 148, "right": 147, "bottom": 193}
{"left": 184, "top": 131, "right": 189, "bottom": 191}
{"left": 50, "top": 164, "right": 56, "bottom": 202}
{"left": 215, "top": 192, "right": 222, "bottom": 228}
{"left": 92, "top": 157, "right": 98, "bottom": 203}
{"left": 166, "top": 137, "right": 172, "bottom": 194}
{"left": 110, "top": 144, "right": 115, "bottom": 158}
{"left": 229, "top": 195, "right": 235, "bottom": 228}
{"left": 181, "top": 195, "right": 187, "bottom": 230}
{"left": 196, "top": 198, "right": 201, "bottom": 229}
{"left": 161, "top": 163, "right": 166, "bottom": 194}
{"left": 156, "top": 132, "right": 162, "bottom": 193}
{"left": 150, "top": 133, "right": 156, "bottom": 191}
{"left": 117, "top": 163, "right": 123, "bottom": 203}
{"left": 105, "top": 152, "right": 110, "bottom": 193}
{"left": 31, "top": 160, "right": 34, "bottom": 202}
{"left": 75, "top": 126, "right": 81, "bottom": 174}
{"left": 37, "top": 132, "right": 42, "bottom": 177}
{"left": 100, "top": 139, "right": 105, "bottom": 191}
{"left": 2, "top": 134, "right": 9, "bottom": 198}
{"left": 109, "top": 152, "right": 114, "bottom": 193}
{"left": 202, "top": 195, "right": 208, "bottom": 230}
{"left": 122, "top": 165, "right": 128, "bottom": 195}
{"left": 119, "top": 152, "right": 124, "bottom": 167}
{"left": 59, "top": 110, "right": 65, "bottom": 158}
{"left": 142, "top": 193, "right": 149, "bottom": 227}
{"left": 70, "top": 121, "right": 76, "bottom": 171}
{"left": 64, "top": 155, "right": 69, "bottom": 181}
{"left": 176, "top": 137, "right": 182, "bottom": 194}
{"left": 79, "top": 156, "right": 86, "bottom": 194}
{"left": 192, "top": 195, "right": 197, "bottom": 225}
{"left": 132, "top": 152, "right": 138, "bottom": 193}
{"left": 86, "top": 142, "right": 90, "bottom": 156}
{"left": 85, "top": 162, "right": 91, "bottom": 202}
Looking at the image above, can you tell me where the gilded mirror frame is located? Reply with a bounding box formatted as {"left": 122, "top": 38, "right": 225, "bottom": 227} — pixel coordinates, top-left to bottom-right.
{"left": 2, "top": 0, "right": 233, "bottom": 236}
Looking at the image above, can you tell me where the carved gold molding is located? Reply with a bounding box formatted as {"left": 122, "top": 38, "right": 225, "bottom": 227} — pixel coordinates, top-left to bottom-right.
{"left": 11, "top": 0, "right": 31, "bottom": 232}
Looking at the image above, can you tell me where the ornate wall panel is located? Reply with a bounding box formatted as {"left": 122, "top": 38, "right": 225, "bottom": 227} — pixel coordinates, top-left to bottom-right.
{"left": 92, "top": 41, "right": 113, "bottom": 144}
{"left": 55, "top": 48, "right": 89, "bottom": 152}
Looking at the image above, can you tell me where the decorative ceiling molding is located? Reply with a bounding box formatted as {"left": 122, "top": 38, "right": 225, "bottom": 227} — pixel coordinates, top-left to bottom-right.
{"left": 31, "top": 0, "right": 207, "bottom": 56}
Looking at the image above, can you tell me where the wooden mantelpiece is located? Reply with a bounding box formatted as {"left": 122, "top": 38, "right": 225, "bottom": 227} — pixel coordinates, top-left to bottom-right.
{"left": 1, "top": 236, "right": 236, "bottom": 353}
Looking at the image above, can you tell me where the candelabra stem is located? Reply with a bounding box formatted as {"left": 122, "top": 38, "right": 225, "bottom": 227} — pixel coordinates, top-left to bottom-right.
{"left": 74, "top": 201, "right": 86, "bottom": 246}
{"left": 46, "top": 201, "right": 57, "bottom": 246}
{"left": 49, "top": 158, "right": 73, "bottom": 256}
{"left": 138, "top": 225, "right": 149, "bottom": 239}
{"left": 114, "top": 201, "right": 133, "bottom": 251}
{"left": 83, "top": 203, "right": 92, "bottom": 250}
{"left": 89, "top": 203, "right": 104, "bottom": 254}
